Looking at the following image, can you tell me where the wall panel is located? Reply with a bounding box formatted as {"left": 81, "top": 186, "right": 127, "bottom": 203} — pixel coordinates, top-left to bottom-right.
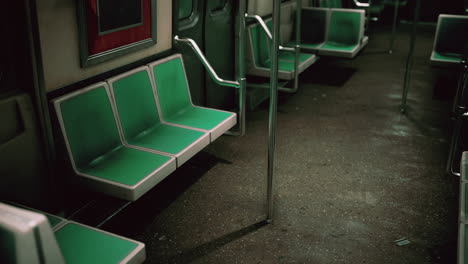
{"left": 37, "top": 0, "right": 172, "bottom": 91}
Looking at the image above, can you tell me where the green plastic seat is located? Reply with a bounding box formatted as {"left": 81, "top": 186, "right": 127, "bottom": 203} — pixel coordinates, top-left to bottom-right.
{"left": 55, "top": 222, "right": 145, "bottom": 264}
{"left": 292, "top": 7, "right": 328, "bottom": 52}
{"left": 53, "top": 83, "right": 176, "bottom": 201}
{"left": 246, "top": 18, "right": 318, "bottom": 80}
{"left": 318, "top": 9, "right": 367, "bottom": 58}
{"left": 108, "top": 67, "right": 210, "bottom": 167}
{"left": 431, "top": 14, "right": 468, "bottom": 66}
{"left": 148, "top": 54, "right": 237, "bottom": 142}
{"left": 0, "top": 203, "right": 65, "bottom": 264}
{"left": 0, "top": 203, "right": 145, "bottom": 264}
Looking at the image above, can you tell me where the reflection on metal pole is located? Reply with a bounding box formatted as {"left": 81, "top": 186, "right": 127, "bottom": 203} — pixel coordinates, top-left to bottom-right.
{"left": 389, "top": 0, "right": 399, "bottom": 54}
{"left": 267, "top": 0, "right": 281, "bottom": 223}
{"left": 401, "top": 0, "right": 421, "bottom": 114}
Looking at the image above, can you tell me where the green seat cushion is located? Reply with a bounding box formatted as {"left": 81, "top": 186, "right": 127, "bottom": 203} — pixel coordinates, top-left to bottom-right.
{"left": 111, "top": 69, "right": 205, "bottom": 154}
{"left": 81, "top": 146, "right": 171, "bottom": 186}
{"left": 321, "top": 42, "right": 359, "bottom": 51}
{"left": 55, "top": 223, "right": 139, "bottom": 264}
{"left": 59, "top": 86, "right": 123, "bottom": 170}
{"left": 248, "top": 23, "right": 271, "bottom": 68}
{"left": 152, "top": 57, "right": 232, "bottom": 130}
{"left": 278, "top": 52, "right": 315, "bottom": 63}
{"left": 433, "top": 51, "right": 463, "bottom": 63}
{"left": 165, "top": 106, "right": 232, "bottom": 130}
{"left": 127, "top": 123, "right": 205, "bottom": 154}
{"left": 328, "top": 11, "right": 361, "bottom": 46}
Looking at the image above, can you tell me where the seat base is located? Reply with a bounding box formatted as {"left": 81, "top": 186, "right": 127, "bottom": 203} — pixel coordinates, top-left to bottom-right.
{"left": 318, "top": 36, "right": 368, "bottom": 59}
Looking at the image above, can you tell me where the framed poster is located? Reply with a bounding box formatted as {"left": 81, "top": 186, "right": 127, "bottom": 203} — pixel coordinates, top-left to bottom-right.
{"left": 77, "top": 0, "right": 157, "bottom": 67}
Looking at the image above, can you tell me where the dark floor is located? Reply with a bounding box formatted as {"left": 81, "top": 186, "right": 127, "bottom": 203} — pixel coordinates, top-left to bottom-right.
{"left": 100, "top": 24, "right": 460, "bottom": 263}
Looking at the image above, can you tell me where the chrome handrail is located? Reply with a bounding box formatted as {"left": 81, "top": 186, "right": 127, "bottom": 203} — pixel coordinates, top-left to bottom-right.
{"left": 174, "top": 36, "right": 240, "bottom": 89}
{"left": 245, "top": 14, "right": 295, "bottom": 52}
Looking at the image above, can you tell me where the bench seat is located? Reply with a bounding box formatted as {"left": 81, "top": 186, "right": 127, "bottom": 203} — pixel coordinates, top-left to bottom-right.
{"left": 108, "top": 67, "right": 210, "bottom": 167}
{"left": 0, "top": 202, "right": 145, "bottom": 264}
{"left": 53, "top": 83, "right": 176, "bottom": 201}
{"left": 247, "top": 18, "right": 318, "bottom": 80}
{"left": 299, "top": 7, "right": 368, "bottom": 58}
{"left": 148, "top": 54, "right": 237, "bottom": 142}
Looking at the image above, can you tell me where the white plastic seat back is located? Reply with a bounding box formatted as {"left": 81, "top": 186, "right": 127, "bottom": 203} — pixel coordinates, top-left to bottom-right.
{"left": 0, "top": 203, "right": 65, "bottom": 264}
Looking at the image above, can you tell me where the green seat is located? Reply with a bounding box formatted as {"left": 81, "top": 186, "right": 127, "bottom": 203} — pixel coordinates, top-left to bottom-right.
{"left": 1, "top": 203, "right": 65, "bottom": 264}
{"left": 148, "top": 54, "right": 237, "bottom": 142}
{"left": 55, "top": 222, "right": 145, "bottom": 264}
{"left": 293, "top": 7, "right": 328, "bottom": 52}
{"left": 431, "top": 14, "right": 468, "bottom": 66}
{"left": 318, "top": 9, "right": 367, "bottom": 58}
{"left": 0, "top": 203, "right": 145, "bottom": 264}
{"left": 53, "top": 83, "right": 176, "bottom": 201}
{"left": 108, "top": 67, "right": 210, "bottom": 167}
{"left": 246, "top": 18, "right": 318, "bottom": 80}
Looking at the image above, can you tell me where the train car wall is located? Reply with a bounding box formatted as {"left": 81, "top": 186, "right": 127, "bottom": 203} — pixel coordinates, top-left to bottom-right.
{"left": 36, "top": 0, "right": 172, "bottom": 92}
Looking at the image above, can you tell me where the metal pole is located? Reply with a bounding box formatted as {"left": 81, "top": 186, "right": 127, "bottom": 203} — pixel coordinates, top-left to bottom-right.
{"left": 388, "top": 0, "right": 399, "bottom": 54}
{"left": 400, "top": 0, "right": 421, "bottom": 114}
{"left": 237, "top": 0, "right": 247, "bottom": 136}
{"left": 267, "top": 0, "right": 281, "bottom": 223}
{"left": 293, "top": 0, "right": 302, "bottom": 92}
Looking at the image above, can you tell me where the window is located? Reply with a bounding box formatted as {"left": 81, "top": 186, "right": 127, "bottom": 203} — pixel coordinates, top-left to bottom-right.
{"left": 179, "top": 0, "right": 194, "bottom": 20}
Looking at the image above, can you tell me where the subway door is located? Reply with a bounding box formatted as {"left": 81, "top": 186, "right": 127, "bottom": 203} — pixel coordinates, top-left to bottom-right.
{"left": 177, "top": 0, "right": 206, "bottom": 105}
{"left": 204, "top": 0, "right": 235, "bottom": 110}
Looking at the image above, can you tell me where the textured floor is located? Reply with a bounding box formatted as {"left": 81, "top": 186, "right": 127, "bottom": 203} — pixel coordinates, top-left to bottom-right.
{"left": 99, "top": 24, "right": 459, "bottom": 263}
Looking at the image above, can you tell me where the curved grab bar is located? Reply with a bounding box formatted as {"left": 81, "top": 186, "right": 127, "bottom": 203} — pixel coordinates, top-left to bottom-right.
{"left": 174, "top": 36, "right": 240, "bottom": 89}
{"left": 245, "top": 14, "right": 295, "bottom": 52}
{"left": 353, "top": 0, "right": 370, "bottom": 7}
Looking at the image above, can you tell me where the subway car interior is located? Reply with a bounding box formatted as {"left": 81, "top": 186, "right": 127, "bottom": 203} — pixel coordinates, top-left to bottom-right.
{"left": 2, "top": 0, "right": 468, "bottom": 263}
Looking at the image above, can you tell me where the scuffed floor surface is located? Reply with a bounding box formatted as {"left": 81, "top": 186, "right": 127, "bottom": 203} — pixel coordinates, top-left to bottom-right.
{"left": 101, "top": 25, "right": 459, "bottom": 263}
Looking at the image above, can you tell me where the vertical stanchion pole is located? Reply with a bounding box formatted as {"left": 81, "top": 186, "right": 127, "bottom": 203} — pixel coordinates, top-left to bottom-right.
{"left": 237, "top": 0, "right": 247, "bottom": 136}
{"left": 401, "top": 0, "right": 421, "bottom": 113}
{"left": 388, "top": 0, "right": 399, "bottom": 54}
{"left": 293, "top": 0, "right": 302, "bottom": 91}
{"left": 267, "top": 0, "right": 281, "bottom": 223}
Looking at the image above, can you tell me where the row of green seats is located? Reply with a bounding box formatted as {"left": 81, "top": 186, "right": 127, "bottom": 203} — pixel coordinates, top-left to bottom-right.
{"left": 298, "top": 7, "right": 369, "bottom": 58}
{"left": 246, "top": 17, "right": 319, "bottom": 81}
{"left": 53, "top": 54, "right": 237, "bottom": 201}
{"left": 431, "top": 14, "right": 468, "bottom": 67}
{"left": 0, "top": 202, "right": 145, "bottom": 264}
